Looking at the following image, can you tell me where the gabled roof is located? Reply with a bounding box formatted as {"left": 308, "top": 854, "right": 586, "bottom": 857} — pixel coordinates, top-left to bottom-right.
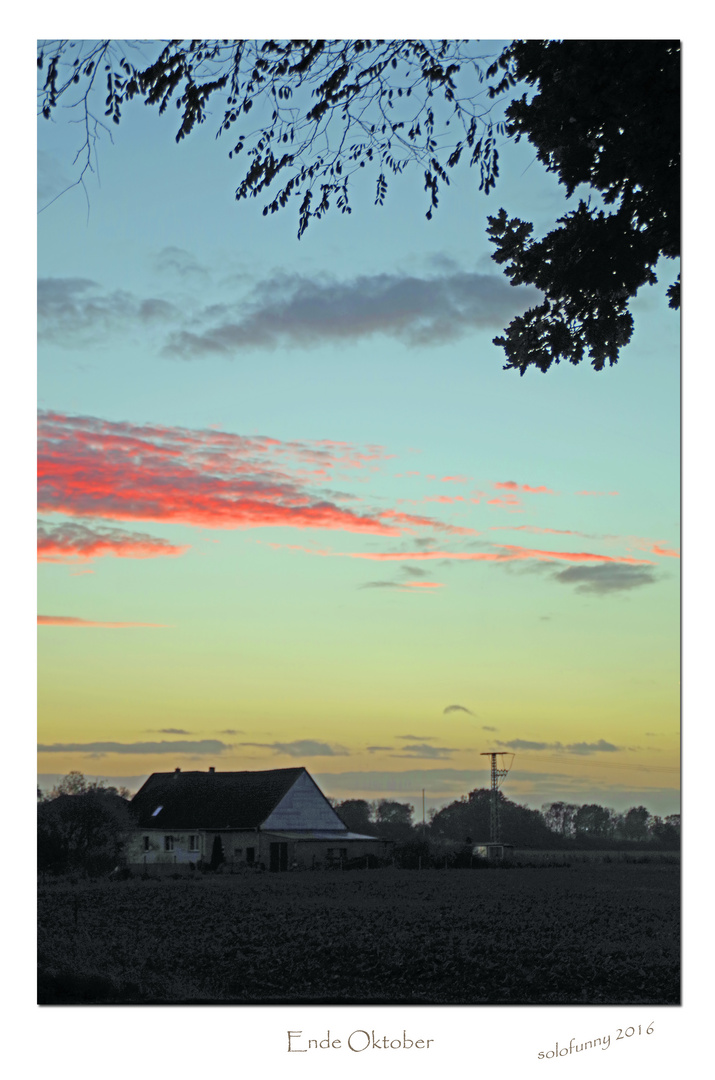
{"left": 131, "top": 768, "right": 307, "bottom": 830}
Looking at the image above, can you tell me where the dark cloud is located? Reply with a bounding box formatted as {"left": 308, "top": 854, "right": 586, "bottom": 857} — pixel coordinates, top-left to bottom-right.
{"left": 38, "top": 277, "right": 177, "bottom": 344}
{"left": 396, "top": 734, "right": 435, "bottom": 741}
{"left": 392, "top": 744, "right": 457, "bottom": 759}
{"left": 401, "top": 565, "right": 429, "bottom": 577}
{"left": 359, "top": 581, "right": 403, "bottom": 589}
{"left": 552, "top": 564, "right": 659, "bottom": 594}
{"left": 496, "top": 739, "right": 561, "bottom": 752}
{"left": 239, "top": 739, "right": 349, "bottom": 757}
{"left": 495, "top": 738, "right": 622, "bottom": 755}
{"left": 443, "top": 704, "right": 475, "bottom": 716}
{"left": 567, "top": 739, "right": 620, "bottom": 755}
{"left": 482, "top": 725, "right": 497, "bottom": 732}
{"left": 163, "top": 269, "right": 541, "bottom": 357}
{"left": 37, "top": 740, "right": 230, "bottom": 756}
{"left": 366, "top": 745, "right": 394, "bottom": 753}
{"left": 154, "top": 728, "right": 193, "bottom": 735}
{"left": 153, "top": 246, "right": 208, "bottom": 278}
{"left": 217, "top": 729, "right": 244, "bottom": 735}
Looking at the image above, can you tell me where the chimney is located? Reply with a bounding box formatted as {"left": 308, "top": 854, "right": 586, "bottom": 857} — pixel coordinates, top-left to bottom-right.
{"left": 173, "top": 767, "right": 181, "bottom": 780}
{"left": 208, "top": 766, "right": 215, "bottom": 773}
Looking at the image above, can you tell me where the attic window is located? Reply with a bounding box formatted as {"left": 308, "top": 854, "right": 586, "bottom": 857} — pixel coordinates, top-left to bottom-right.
{"left": 152, "top": 805, "right": 163, "bottom": 817}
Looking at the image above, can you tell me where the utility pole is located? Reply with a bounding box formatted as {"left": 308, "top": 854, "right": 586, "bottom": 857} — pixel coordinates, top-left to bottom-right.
{"left": 480, "top": 752, "right": 512, "bottom": 844}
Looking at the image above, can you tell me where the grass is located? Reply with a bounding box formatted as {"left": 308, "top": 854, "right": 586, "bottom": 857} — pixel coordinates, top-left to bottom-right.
{"left": 38, "top": 861, "right": 679, "bottom": 1005}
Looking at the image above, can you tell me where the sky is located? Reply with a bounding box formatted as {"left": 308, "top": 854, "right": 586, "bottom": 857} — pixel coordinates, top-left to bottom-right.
{"left": 37, "top": 39, "right": 681, "bottom": 818}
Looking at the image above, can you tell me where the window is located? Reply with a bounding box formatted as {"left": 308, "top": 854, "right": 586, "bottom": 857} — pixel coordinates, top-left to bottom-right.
{"left": 327, "top": 849, "right": 334, "bottom": 859}
{"left": 340, "top": 849, "right": 347, "bottom": 861}
{"left": 164, "top": 835, "right": 174, "bottom": 852}
{"left": 152, "top": 805, "right": 163, "bottom": 817}
{"left": 188, "top": 835, "right": 199, "bottom": 852}
{"left": 143, "top": 836, "right": 150, "bottom": 852}
{"left": 234, "top": 847, "right": 243, "bottom": 857}
{"left": 246, "top": 847, "right": 255, "bottom": 864}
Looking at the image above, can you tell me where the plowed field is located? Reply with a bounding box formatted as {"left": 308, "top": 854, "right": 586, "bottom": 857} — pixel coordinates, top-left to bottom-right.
{"left": 37, "top": 863, "right": 679, "bottom": 1004}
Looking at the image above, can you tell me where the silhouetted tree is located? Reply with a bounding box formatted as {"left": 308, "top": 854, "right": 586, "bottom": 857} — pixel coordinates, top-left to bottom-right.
{"left": 334, "top": 798, "right": 375, "bottom": 834}
{"left": 38, "top": 39, "right": 679, "bottom": 375}
{"left": 430, "top": 788, "right": 556, "bottom": 848}
{"left": 620, "top": 805, "right": 652, "bottom": 842}
{"left": 487, "top": 40, "right": 679, "bottom": 374}
{"left": 649, "top": 813, "right": 680, "bottom": 849}
{"left": 542, "top": 801, "right": 579, "bottom": 838}
{"left": 38, "top": 772, "right": 132, "bottom": 874}
{"left": 573, "top": 803, "right": 616, "bottom": 841}
{"left": 372, "top": 799, "right": 415, "bottom": 841}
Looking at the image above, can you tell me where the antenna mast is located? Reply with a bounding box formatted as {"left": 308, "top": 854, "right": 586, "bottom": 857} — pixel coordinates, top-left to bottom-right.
{"left": 480, "top": 751, "right": 514, "bottom": 844}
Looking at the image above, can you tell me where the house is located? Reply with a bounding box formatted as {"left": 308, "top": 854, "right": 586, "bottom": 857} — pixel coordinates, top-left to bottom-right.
{"left": 125, "top": 766, "right": 389, "bottom": 871}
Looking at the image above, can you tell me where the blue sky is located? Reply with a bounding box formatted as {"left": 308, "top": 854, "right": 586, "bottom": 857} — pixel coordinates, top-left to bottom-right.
{"left": 37, "top": 38, "right": 680, "bottom": 818}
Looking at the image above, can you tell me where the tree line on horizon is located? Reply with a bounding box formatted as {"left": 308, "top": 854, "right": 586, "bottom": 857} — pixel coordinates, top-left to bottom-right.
{"left": 332, "top": 792, "right": 680, "bottom": 849}
{"left": 37, "top": 771, "right": 680, "bottom": 875}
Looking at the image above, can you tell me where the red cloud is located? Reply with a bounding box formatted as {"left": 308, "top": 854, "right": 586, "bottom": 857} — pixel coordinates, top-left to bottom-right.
{"left": 402, "top": 581, "right": 444, "bottom": 589}
{"left": 38, "top": 412, "right": 414, "bottom": 537}
{"left": 651, "top": 544, "right": 680, "bottom": 558}
{"left": 343, "top": 546, "right": 653, "bottom": 566}
{"left": 38, "top": 615, "right": 168, "bottom": 628}
{"left": 37, "top": 521, "right": 189, "bottom": 563}
{"left": 379, "top": 509, "right": 476, "bottom": 535}
{"left": 494, "top": 481, "right": 556, "bottom": 495}
{"left": 487, "top": 493, "right": 522, "bottom": 510}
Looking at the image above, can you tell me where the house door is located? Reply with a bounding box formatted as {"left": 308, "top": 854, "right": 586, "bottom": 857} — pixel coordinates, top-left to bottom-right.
{"left": 269, "top": 842, "right": 288, "bottom": 872}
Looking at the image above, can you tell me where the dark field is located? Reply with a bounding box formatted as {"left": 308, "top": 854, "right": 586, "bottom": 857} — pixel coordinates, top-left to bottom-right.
{"left": 38, "top": 862, "right": 679, "bottom": 1005}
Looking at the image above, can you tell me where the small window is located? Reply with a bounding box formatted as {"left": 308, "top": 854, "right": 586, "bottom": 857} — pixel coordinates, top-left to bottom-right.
{"left": 327, "top": 849, "right": 335, "bottom": 859}
{"left": 340, "top": 849, "right": 347, "bottom": 861}
{"left": 152, "top": 805, "right": 163, "bottom": 817}
{"left": 164, "top": 835, "right": 174, "bottom": 852}
{"left": 143, "top": 836, "right": 150, "bottom": 852}
{"left": 188, "top": 835, "right": 199, "bottom": 852}
{"left": 234, "top": 847, "right": 243, "bottom": 857}
{"left": 246, "top": 847, "right": 255, "bottom": 864}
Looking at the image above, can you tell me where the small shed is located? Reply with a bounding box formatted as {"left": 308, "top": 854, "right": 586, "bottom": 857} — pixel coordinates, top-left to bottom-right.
{"left": 126, "top": 766, "right": 389, "bottom": 871}
{"left": 471, "top": 842, "right": 512, "bottom": 860}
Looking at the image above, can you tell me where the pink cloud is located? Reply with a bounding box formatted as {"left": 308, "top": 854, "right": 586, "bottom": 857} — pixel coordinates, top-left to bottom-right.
{"left": 379, "top": 509, "right": 476, "bottom": 535}
{"left": 440, "top": 475, "right": 468, "bottom": 484}
{"left": 38, "top": 615, "right": 168, "bottom": 628}
{"left": 37, "top": 521, "right": 189, "bottom": 563}
{"left": 423, "top": 495, "right": 465, "bottom": 504}
{"left": 576, "top": 490, "right": 619, "bottom": 497}
{"left": 37, "top": 412, "right": 440, "bottom": 538}
{"left": 651, "top": 543, "right": 680, "bottom": 558}
{"left": 342, "top": 546, "right": 653, "bottom": 566}
{"left": 490, "top": 525, "right": 587, "bottom": 538}
{"left": 494, "top": 481, "right": 556, "bottom": 495}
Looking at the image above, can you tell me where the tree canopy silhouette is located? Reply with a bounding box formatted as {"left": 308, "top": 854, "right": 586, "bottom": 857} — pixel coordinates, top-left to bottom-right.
{"left": 38, "top": 38, "right": 679, "bottom": 375}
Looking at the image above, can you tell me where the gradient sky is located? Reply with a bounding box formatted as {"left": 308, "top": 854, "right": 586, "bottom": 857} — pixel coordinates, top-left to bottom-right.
{"left": 37, "top": 40, "right": 680, "bottom": 817}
